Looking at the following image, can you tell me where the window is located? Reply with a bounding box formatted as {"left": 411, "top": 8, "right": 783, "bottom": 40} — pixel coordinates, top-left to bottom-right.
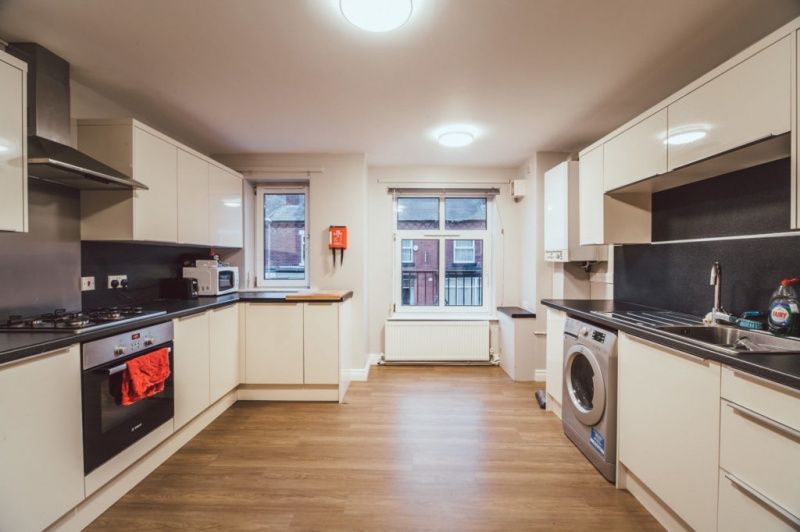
{"left": 394, "top": 194, "right": 492, "bottom": 313}
{"left": 255, "top": 185, "right": 309, "bottom": 288}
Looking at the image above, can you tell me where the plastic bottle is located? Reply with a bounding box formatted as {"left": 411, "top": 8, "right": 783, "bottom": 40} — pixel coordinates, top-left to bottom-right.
{"left": 767, "top": 278, "right": 800, "bottom": 335}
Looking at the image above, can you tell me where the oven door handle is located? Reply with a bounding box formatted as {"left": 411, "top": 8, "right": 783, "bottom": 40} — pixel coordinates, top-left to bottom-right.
{"left": 105, "top": 363, "right": 128, "bottom": 376}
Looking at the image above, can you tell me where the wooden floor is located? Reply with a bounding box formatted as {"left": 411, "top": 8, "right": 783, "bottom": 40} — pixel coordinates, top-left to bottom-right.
{"left": 87, "top": 366, "right": 662, "bottom": 531}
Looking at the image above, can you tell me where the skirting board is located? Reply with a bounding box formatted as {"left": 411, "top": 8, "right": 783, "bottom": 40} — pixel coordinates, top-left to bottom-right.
{"left": 350, "top": 354, "right": 382, "bottom": 382}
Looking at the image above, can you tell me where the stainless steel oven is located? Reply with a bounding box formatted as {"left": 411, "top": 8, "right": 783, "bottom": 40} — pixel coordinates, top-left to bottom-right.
{"left": 81, "top": 321, "right": 174, "bottom": 475}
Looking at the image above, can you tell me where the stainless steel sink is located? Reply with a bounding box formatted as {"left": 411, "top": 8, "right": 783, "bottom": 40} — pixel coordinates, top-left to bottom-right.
{"left": 655, "top": 324, "right": 800, "bottom": 355}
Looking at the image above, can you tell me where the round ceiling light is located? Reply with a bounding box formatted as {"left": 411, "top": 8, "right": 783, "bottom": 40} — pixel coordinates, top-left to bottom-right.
{"left": 340, "top": 0, "right": 413, "bottom": 32}
{"left": 438, "top": 131, "right": 475, "bottom": 147}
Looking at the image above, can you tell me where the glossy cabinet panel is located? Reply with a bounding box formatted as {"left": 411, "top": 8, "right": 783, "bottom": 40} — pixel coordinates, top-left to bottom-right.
{"left": 210, "top": 304, "right": 240, "bottom": 402}
{"left": 578, "top": 146, "right": 604, "bottom": 246}
{"left": 0, "top": 345, "right": 84, "bottom": 531}
{"left": 668, "top": 36, "right": 791, "bottom": 171}
{"left": 618, "top": 334, "right": 720, "bottom": 532}
{"left": 177, "top": 149, "right": 210, "bottom": 245}
{"left": 174, "top": 312, "right": 211, "bottom": 429}
{"left": 133, "top": 127, "right": 178, "bottom": 242}
{"left": 209, "top": 164, "right": 243, "bottom": 248}
{"left": 545, "top": 308, "right": 566, "bottom": 417}
{"left": 0, "top": 51, "right": 27, "bottom": 232}
{"left": 603, "top": 109, "right": 667, "bottom": 192}
{"left": 303, "top": 303, "right": 340, "bottom": 385}
{"left": 244, "top": 302, "right": 304, "bottom": 384}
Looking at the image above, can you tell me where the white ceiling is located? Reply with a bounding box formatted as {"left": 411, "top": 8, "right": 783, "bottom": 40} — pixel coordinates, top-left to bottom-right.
{"left": 1, "top": 0, "right": 799, "bottom": 167}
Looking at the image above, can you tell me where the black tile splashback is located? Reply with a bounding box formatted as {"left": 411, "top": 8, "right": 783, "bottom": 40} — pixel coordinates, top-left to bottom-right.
{"left": 615, "top": 235, "right": 800, "bottom": 316}
{"left": 81, "top": 242, "right": 212, "bottom": 308}
{"left": 615, "top": 157, "right": 799, "bottom": 317}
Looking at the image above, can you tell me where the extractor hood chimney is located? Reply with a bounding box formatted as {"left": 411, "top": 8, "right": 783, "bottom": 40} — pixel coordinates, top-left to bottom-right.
{"left": 6, "top": 43, "right": 147, "bottom": 190}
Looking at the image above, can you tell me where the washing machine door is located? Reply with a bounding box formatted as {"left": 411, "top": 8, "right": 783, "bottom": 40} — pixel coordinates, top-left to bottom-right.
{"left": 564, "top": 344, "right": 606, "bottom": 426}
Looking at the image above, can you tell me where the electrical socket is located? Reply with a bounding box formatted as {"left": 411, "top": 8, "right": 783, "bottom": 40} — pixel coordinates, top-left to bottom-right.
{"left": 108, "top": 275, "right": 128, "bottom": 289}
{"left": 81, "top": 276, "right": 95, "bottom": 291}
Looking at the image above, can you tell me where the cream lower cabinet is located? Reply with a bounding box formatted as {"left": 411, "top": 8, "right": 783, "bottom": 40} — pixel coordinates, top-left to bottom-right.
{"left": 174, "top": 312, "right": 211, "bottom": 429}
{"left": 243, "top": 301, "right": 348, "bottom": 400}
{"left": 544, "top": 308, "right": 566, "bottom": 417}
{"left": 0, "top": 345, "right": 84, "bottom": 532}
{"left": 244, "top": 302, "right": 304, "bottom": 384}
{"left": 618, "top": 333, "right": 720, "bottom": 532}
{"left": 209, "top": 304, "right": 240, "bottom": 402}
{"left": 718, "top": 367, "right": 800, "bottom": 531}
{"left": 0, "top": 49, "right": 27, "bottom": 233}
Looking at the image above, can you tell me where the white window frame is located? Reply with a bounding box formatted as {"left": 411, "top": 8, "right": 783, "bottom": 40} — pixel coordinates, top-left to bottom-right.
{"left": 393, "top": 193, "right": 493, "bottom": 314}
{"left": 255, "top": 185, "right": 310, "bottom": 289}
{"left": 452, "top": 240, "right": 476, "bottom": 263}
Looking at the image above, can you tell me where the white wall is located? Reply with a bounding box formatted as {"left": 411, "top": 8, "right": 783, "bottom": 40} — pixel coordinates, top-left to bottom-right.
{"left": 366, "top": 166, "right": 519, "bottom": 356}
{"left": 214, "top": 153, "right": 370, "bottom": 369}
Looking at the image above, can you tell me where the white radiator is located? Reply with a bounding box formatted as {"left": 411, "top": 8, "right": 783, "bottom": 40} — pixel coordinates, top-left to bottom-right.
{"left": 384, "top": 320, "right": 490, "bottom": 362}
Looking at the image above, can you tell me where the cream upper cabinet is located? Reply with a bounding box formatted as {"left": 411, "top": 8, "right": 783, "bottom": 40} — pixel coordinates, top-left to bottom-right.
{"left": 78, "top": 120, "right": 178, "bottom": 242}
{"left": 209, "top": 304, "right": 240, "bottom": 402}
{"left": 578, "top": 146, "right": 605, "bottom": 246}
{"left": 667, "top": 36, "right": 791, "bottom": 171}
{"left": 578, "top": 145, "right": 651, "bottom": 245}
{"left": 0, "top": 50, "right": 27, "bottom": 233}
{"left": 0, "top": 345, "right": 84, "bottom": 532}
{"left": 603, "top": 109, "right": 667, "bottom": 192}
{"left": 209, "top": 164, "right": 243, "bottom": 248}
{"left": 177, "top": 148, "right": 210, "bottom": 245}
{"left": 78, "top": 118, "right": 242, "bottom": 246}
{"left": 544, "top": 161, "right": 606, "bottom": 262}
{"left": 618, "top": 334, "right": 720, "bottom": 532}
{"left": 133, "top": 127, "right": 179, "bottom": 242}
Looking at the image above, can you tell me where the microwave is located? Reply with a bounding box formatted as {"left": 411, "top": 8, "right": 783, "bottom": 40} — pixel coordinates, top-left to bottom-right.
{"left": 182, "top": 266, "right": 239, "bottom": 296}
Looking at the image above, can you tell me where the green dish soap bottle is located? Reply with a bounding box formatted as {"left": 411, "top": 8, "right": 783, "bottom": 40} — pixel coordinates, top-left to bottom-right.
{"left": 768, "top": 278, "right": 800, "bottom": 335}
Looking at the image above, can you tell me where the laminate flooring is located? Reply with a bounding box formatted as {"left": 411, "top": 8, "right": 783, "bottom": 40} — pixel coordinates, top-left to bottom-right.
{"left": 87, "top": 365, "right": 663, "bottom": 531}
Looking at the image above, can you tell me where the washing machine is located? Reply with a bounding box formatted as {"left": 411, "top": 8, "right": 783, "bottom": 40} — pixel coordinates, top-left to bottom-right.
{"left": 562, "top": 317, "right": 618, "bottom": 482}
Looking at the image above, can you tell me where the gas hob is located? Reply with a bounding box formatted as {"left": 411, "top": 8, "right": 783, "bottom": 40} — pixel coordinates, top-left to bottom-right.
{"left": 0, "top": 307, "right": 167, "bottom": 334}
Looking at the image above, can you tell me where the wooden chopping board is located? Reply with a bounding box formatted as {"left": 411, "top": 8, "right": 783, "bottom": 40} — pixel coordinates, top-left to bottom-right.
{"left": 285, "top": 290, "right": 351, "bottom": 301}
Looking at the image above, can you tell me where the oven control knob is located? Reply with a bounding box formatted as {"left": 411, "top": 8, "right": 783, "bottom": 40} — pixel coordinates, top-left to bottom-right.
{"left": 114, "top": 346, "right": 128, "bottom": 356}
{"left": 144, "top": 337, "right": 155, "bottom": 346}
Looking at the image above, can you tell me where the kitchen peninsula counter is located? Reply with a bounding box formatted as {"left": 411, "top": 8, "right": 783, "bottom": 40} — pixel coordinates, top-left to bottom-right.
{"left": 0, "top": 290, "right": 353, "bottom": 367}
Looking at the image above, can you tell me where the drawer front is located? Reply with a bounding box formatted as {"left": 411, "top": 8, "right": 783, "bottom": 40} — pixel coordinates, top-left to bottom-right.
{"left": 718, "top": 470, "right": 799, "bottom": 532}
{"left": 721, "top": 366, "right": 800, "bottom": 431}
{"left": 720, "top": 400, "right": 800, "bottom": 520}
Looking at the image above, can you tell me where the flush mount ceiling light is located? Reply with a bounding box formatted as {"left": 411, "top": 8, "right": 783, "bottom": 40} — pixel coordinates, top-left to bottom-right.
{"left": 340, "top": 0, "right": 413, "bottom": 32}
{"left": 438, "top": 131, "right": 475, "bottom": 147}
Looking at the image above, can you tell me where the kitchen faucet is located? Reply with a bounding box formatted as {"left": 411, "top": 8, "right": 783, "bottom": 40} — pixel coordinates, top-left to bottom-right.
{"left": 709, "top": 262, "right": 731, "bottom": 324}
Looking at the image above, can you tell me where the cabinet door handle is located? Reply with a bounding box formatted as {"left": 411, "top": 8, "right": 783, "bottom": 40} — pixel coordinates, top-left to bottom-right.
{"left": 727, "top": 402, "right": 800, "bottom": 441}
{"left": 723, "top": 472, "right": 800, "bottom": 528}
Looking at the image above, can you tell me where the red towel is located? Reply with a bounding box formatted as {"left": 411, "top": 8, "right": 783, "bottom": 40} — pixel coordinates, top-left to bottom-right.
{"left": 120, "top": 348, "right": 171, "bottom": 406}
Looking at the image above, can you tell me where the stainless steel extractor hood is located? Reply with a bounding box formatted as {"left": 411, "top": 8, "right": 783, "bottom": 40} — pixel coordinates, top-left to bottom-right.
{"left": 6, "top": 43, "right": 147, "bottom": 191}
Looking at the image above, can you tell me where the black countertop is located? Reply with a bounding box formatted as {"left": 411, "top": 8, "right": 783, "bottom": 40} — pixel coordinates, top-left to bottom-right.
{"left": 542, "top": 299, "right": 800, "bottom": 391}
{"left": 0, "top": 291, "right": 353, "bottom": 368}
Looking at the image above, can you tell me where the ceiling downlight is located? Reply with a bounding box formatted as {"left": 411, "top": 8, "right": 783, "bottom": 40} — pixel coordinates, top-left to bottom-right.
{"left": 340, "top": 0, "right": 413, "bottom": 32}
{"left": 438, "top": 131, "right": 475, "bottom": 148}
